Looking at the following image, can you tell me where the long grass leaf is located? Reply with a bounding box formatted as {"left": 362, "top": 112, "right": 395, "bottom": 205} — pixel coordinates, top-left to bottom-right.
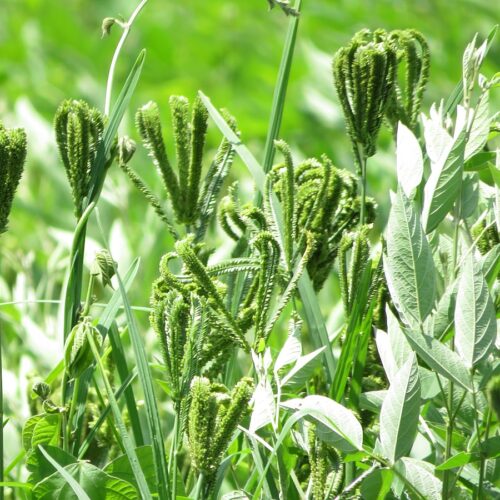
{"left": 94, "top": 209, "right": 170, "bottom": 499}
{"left": 85, "top": 326, "right": 152, "bottom": 498}
{"left": 261, "top": 0, "right": 302, "bottom": 174}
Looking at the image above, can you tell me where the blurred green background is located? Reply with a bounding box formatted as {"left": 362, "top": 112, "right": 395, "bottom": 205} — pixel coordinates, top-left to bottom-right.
{"left": 0, "top": 0, "right": 498, "bottom": 463}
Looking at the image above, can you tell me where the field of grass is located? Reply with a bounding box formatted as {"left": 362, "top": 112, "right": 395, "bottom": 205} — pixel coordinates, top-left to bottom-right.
{"left": 0, "top": 0, "right": 499, "bottom": 498}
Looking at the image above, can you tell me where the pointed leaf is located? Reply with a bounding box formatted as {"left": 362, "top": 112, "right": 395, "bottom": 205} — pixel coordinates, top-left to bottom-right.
{"left": 281, "top": 395, "right": 363, "bottom": 452}
{"left": 380, "top": 354, "right": 421, "bottom": 463}
{"left": 422, "top": 126, "right": 466, "bottom": 233}
{"left": 455, "top": 254, "right": 496, "bottom": 368}
{"left": 385, "top": 188, "right": 436, "bottom": 326}
{"left": 402, "top": 329, "right": 472, "bottom": 390}
{"left": 397, "top": 123, "right": 423, "bottom": 198}
{"left": 395, "top": 457, "right": 442, "bottom": 500}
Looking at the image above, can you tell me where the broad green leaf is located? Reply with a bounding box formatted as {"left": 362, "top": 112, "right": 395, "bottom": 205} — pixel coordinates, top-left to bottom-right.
{"left": 429, "top": 283, "right": 457, "bottom": 339}
{"left": 22, "top": 414, "right": 44, "bottom": 451}
{"left": 33, "top": 458, "right": 138, "bottom": 499}
{"left": 280, "top": 346, "right": 325, "bottom": 388}
{"left": 274, "top": 318, "right": 302, "bottom": 373}
{"left": 359, "top": 390, "right": 387, "bottom": 413}
{"left": 460, "top": 173, "right": 479, "bottom": 219}
{"left": 281, "top": 395, "right": 363, "bottom": 452}
{"left": 402, "top": 329, "right": 472, "bottom": 390}
{"left": 464, "top": 151, "right": 496, "bottom": 171}
{"left": 481, "top": 244, "right": 500, "bottom": 287}
{"left": 465, "top": 90, "right": 490, "bottom": 160}
{"left": 422, "top": 126, "right": 467, "bottom": 233}
{"left": 436, "top": 451, "right": 472, "bottom": 470}
{"left": 385, "top": 188, "right": 435, "bottom": 326}
{"left": 397, "top": 122, "right": 423, "bottom": 198}
{"left": 36, "top": 447, "right": 91, "bottom": 500}
{"left": 30, "top": 414, "right": 61, "bottom": 450}
{"left": 455, "top": 253, "right": 496, "bottom": 368}
{"left": 103, "top": 446, "right": 157, "bottom": 495}
{"left": 482, "top": 435, "right": 500, "bottom": 458}
{"left": 249, "top": 380, "right": 275, "bottom": 433}
{"left": 387, "top": 307, "right": 412, "bottom": 366}
{"left": 26, "top": 445, "right": 76, "bottom": 485}
{"left": 375, "top": 330, "right": 398, "bottom": 382}
{"left": 380, "top": 354, "right": 421, "bottom": 463}
{"left": 395, "top": 457, "right": 442, "bottom": 500}
{"left": 360, "top": 468, "right": 394, "bottom": 500}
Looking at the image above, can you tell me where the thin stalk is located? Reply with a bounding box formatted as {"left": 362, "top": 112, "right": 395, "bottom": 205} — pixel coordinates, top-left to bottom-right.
{"left": 104, "top": 0, "right": 149, "bottom": 116}
{"left": 169, "top": 407, "right": 180, "bottom": 500}
{"left": 442, "top": 180, "right": 463, "bottom": 499}
{"left": 65, "top": 377, "right": 80, "bottom": 451}
{"left": 471, "top": 377, "right": 489, "bottom": 500}
{"left": 194, "top": 472, "right": 205, "bottom": 500}
{"left": 355, "top": 143, "right": 367, "bottom": 226}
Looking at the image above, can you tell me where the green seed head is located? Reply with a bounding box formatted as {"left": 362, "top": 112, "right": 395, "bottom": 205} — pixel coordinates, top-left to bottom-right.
{"left": 333, "top": 29, "right": 397, "bottom": 161}
{"left": 54, "top": 99, "right": 104, "bottom": 218}
{"left": 0, "top": 124, "right": 27, "bottom": 235}
{"left": 385, "top": 29, "right": 430, "bottom": 131}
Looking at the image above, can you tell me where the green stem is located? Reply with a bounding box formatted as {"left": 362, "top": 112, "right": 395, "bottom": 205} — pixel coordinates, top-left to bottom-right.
{"left": 355, "top": 143, "right": 367, "bottom": 227}
{"left": 442, "top": 181, "right": 463, "bottom": 499}
{"left": 65, "top": 377, "right": 81, "bottom": 452}
{"left": 169, "top": 407, "right": 179, "bottom": 500}
{"left": 104, "top": 0, "right": 149, "bottom": 116}
{"left": 194, "top": 472, "right": 205, "bottom": 500}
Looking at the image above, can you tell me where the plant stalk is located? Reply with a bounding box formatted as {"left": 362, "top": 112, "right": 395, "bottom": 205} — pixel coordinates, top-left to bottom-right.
{"left": 104, "top": 0, "right": 149, "bottom": 116}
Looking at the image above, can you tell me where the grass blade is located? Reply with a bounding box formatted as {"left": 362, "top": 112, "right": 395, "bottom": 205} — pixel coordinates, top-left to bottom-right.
{"left": 85, "top": 326, "right": 152, "bottom": 499}
{"left": 261, "top": 0, "right": 302, "bottom": 174}
{"left": 95, "top": 209, "right": 170, "bottom": 499}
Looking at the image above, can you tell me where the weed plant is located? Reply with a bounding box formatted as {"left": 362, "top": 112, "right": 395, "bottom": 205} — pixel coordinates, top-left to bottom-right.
{"left": 0, "top": 1, "right": 498, "bottom": 499}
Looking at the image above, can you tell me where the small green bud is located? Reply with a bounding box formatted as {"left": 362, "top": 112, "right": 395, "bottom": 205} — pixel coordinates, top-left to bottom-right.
{"left": 101, "top": 17, "right": 116, "bottom": 38}
{"left": 117, "top": 136, "right": 136, "bottom": 165}
{"left": 64, "top": 318, "right": 101, "bottom": 378}
{"left": 32, "top": 382, "right": 51, "bottom": 401}
{"left": 90, "top": 249, "right": 116, "bottom": 288}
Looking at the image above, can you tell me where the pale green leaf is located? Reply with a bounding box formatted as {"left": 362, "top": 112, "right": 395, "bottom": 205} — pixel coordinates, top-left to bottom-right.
{"left": 385, "top": 188, "right": 436, "bottom": 326}
{"left": 402, "top": 329, "right": 472, "bottom": 390}
{"left": 397, "top": 122, "right": 423, "bottom": 198}
{"left": 380, "top": 354, "right": 421, "bottom": 463}
{"left": 281, "top": 395, "right": 363, "bottom": 452}
{"left": 33, "top": 459, "right": 138, "bottom": 499}
{"left": 465, "top": 90, "right": 490, "bottom": 160}
{"left": 422, "top": 127, "right": 467, "bottom": 233}
{"left": 395, "top": 457, "right": 442, "bottom": 500}
{"left": 455, "top": 253, "right": 496, "bottom": 368}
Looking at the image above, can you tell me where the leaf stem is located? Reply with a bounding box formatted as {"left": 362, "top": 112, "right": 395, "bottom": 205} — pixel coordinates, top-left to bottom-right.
{"left": 355, "top": 143, "right": 367, "bottom": 226}
{"left": 104, "top": 0, "right": 149, "bottom": 116}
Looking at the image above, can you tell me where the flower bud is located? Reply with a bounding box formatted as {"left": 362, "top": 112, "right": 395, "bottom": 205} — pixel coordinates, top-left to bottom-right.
{"left": 64, "top": 318, "right": 102, "bottom": 379}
